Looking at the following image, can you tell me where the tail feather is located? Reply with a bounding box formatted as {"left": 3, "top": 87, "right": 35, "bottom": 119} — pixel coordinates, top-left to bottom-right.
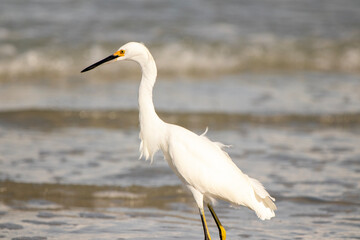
{"left": 249, "top": 177, "right": 277, "bottom": 220}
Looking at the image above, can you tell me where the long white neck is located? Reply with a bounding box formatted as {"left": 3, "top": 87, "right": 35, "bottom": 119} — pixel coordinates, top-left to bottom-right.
{"left": 137, "top": 53, "right": 166, "bottom": 161}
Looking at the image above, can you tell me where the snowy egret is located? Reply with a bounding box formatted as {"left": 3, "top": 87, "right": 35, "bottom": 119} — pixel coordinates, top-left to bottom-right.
{"left": 81, "top": 42, "right": 276, "bottom": 240}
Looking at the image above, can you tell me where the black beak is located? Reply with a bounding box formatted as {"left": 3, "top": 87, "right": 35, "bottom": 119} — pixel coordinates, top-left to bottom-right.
{"left": 81, "top": 54, "right": 118, "bottom": 73}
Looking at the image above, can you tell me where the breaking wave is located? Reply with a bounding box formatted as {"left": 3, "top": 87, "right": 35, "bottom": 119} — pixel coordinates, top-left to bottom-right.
{"left": 1, "top": 35, "right": 360, "bottom": 80}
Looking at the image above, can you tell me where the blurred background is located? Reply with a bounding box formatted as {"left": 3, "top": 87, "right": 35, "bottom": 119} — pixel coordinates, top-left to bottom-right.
{"left": 0, "top": 0, "right": 360, "bottom": 239}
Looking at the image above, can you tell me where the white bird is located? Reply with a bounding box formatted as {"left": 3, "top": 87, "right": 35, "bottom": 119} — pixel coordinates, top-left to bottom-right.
{"left": 81, "top": 42, "right": 276, "bottom": 240}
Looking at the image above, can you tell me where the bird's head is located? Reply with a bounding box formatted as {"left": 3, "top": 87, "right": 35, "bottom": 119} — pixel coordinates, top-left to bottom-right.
{"left": 81, "top": 42, "right": 150, "bottom": 73}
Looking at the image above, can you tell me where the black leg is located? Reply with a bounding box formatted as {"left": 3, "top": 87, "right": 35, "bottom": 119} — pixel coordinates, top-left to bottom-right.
{"left": 208, "top": 204, "right": 226, "bottom": 240}
{"left": 199, "top": 208, "right": 212, "bottom": 240}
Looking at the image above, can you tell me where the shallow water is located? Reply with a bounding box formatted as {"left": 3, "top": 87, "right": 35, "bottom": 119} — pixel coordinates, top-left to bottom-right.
{"left": 1, "top": 73, "right": 360, "bottom": 114}
{"left": 1, "top": 121, "right": 360, "bottom": 239}
{"left": 0, "top": 74, "right": 360, "bottom": 239}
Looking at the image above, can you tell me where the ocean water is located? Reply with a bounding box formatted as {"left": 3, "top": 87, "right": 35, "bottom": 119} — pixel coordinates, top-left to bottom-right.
{"left": 1, "top": 0, "right": 360, "bottom": 80}
{"left": 1, "top": 1, "right": 360, "bottom": 239}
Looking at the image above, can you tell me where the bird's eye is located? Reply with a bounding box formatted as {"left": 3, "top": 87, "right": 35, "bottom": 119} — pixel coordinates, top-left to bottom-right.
{"left": 114, "top": 49, "right": 125, "bottom": 57}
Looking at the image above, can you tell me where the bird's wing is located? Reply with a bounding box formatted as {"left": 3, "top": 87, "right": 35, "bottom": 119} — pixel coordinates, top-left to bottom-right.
{"left": 166, "top": 125, "right": 253, "bottom": 201}
{"left": 166, "top": 125, "right": 276, "bottom": 219}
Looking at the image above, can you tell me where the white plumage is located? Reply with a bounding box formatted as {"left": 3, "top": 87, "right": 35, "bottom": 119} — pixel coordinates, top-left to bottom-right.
{"left": 81, "top": 42, "right": 276, "bottom": 240}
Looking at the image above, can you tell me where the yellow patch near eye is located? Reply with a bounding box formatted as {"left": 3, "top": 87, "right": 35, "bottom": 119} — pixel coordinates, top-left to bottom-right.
{"left": 114, "top": 50, "right": 125, "bottom": 57}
